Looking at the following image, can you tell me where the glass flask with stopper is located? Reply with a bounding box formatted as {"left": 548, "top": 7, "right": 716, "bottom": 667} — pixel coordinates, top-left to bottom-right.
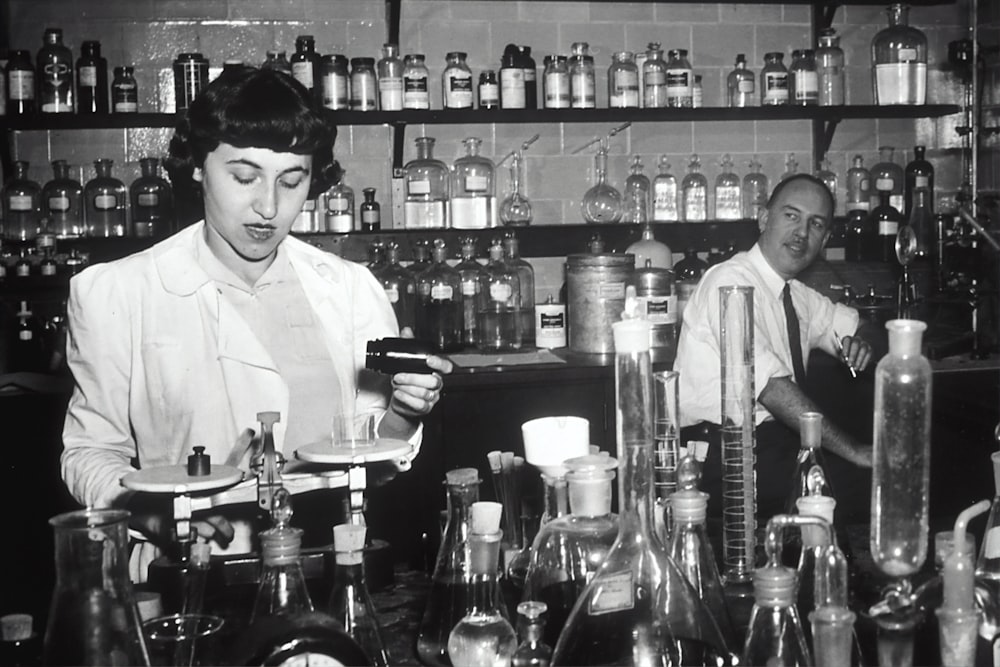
{"left": 872, "top": 3, "right": 927, "bottom": 105}
{"left": 379, "top": 242, "right": 416, "bottom": 332}
{"left": 404, "top": 136, "right": 449, "bottom": 229}
{"left": 415, "top": 240, "right": 463, "bottom": 352}
{"left": 327, "top": 524, "right": 390, "bottom": 666}
{"left": 512, "top": 601, "right": 552, "bottom": 667}
{"left": 742, "top": 156, "right": 769, "bottom": 220}
{"left": 452, "top": 137, "right": 496, "bottom": 230}
{"left": 130, "top": 157, "right": 174, "bottom": 238}
{"left": 550, "top": 312, "right": 734, "bottom": 665}
{"left": 504, "top": 233, "right": 535, "bottom": 345}
{"left": 581, "top": 142, "right": 622, "bottom": 224}
{"left": 43, "top": 509, "right": 149, "bottom": 666}
{"left": 478, "top": 240, "right": 522, "bottom": 352}
{"left": 522, "top": 453, "right": 619, "bottom": 649}
{"left": 2, "top": 160, "right": 42, "bottom": 241}
{"left": 42, "top": 159, "right": 83, "bottom": 238}
{"left": 714, "top": 154, "right": 741, "bottom": 221}
{"left": 417, "top": 468, "right": 482, "bottom": 666}
{"left": 500, "top": 151, "right": 532, "bottom": 226}
{"left": 456, "top": 237, "right": 485, "bottom": 348}
{"left": 84, "top": 159, "right": 127, "bottom": 237}
{"left": 623, "top": 155, "right": 650, "bottom": 224}
{"left": 742, "top": 562, "right": 812, "bottom": 666}
{"left": 681, "top": 154, "right": 708, "bottom": 222}
{"left": 652, "top": 155, "right": 679, "bottom": 222}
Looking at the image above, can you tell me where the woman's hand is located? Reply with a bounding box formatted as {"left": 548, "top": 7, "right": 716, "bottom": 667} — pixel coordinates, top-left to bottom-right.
{"left": 389, "top": 354, "right": 453, "bottom": 419}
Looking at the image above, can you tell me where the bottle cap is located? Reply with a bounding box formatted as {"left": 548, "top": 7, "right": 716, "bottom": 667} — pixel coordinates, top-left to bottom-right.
{"left": 799, "top": 412, "right": 823, "bottom": 450}
{"left": 0, "top": 614, "right": 33, "bottom": 641}
{"left": 471, "top": 501, "right": 503, "bottom": 534}
{"left": 260, "top": 525, "right": 303, "bottom": 565}
{"left": 753, "top": 565, "right": 796, "bottom": 606}
{"left": 671, "top": 489, "right": 708, "bottom": 523}
{"left": 333, "top": 524, "right": 367, "bottom": 565}
{"left": 517, "top": 601, "right": 548, "bottom": 620}
{"left": 445, "top": 467, "right": 480, "bottom": 486}
{"left": 133, "top": 591, "right": 163, "bottom": 622}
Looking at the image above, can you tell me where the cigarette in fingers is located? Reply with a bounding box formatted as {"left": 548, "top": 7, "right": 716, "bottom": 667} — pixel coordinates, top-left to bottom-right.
{"left": 833, "top": 331, "right": 857, "bottom": 378}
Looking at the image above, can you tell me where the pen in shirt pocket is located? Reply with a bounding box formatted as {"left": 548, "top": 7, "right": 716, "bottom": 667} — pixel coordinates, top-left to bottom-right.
{"left": 833, "top": 331, "right": 858, "bottom": 378}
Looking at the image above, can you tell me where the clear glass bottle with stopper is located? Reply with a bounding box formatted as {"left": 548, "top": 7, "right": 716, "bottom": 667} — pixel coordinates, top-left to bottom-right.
{"left": 623, "top": 155, "right": 650, "bottom": 224}
{"left": 569, "top": 42, "right": 596, "bottom": 109}
{"left": 503, "top": 233, "right": 535, "bottom": 346}
{"left": 3, "top": 160, "right": 42, "bottom": 241}
{"left": 478, "top": 240, "right": 522, "bottom": 352}
{"left": 327, "top": 524, "right": 390, "bottom": 666}
{"left": 652, "top": 155, "right": 679, "bottom": 222}
{"left": 872, "top": 3, "right": 927, "bottom": 105}
{"left": 456, "top": 237, "right": 485, "bottom": 348}
{"left": 512, "top": 601, "right": 552, "bottom": 667}
{"left": 452, "top": 137, "right": 496, "bottom": 230}
{"left": 847, "top": 154, "right": 872, "bottom": 213}
{"left": 415, "top": 240, "right": 463, "bottom": 352}
{"left": 43, "top": 159, "right": 84, "bottom": 239}
{"left": 403, "top": 136, "right": 449, "bottom": 229}
{"left": 681, "top": 153, "right": 708, "bottom": 222}
{"left": 742, "top": 560, "right": 812, "bottom": 665}
{"left": 84, "top": 159, "right": 127, "bottom": 237}
{"left": 714, "top": 154, "right": 741, "bottom": 221}
{"left": 581, "top": 140, "right": 622, "bottom": 224}
{"left": 727, "top": 53, "right": 755, "bottom": 107}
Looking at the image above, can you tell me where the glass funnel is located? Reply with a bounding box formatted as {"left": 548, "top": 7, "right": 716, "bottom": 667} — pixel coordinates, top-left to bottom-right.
{"left": 581, "top": 143, "right": 622, "bottom": 224}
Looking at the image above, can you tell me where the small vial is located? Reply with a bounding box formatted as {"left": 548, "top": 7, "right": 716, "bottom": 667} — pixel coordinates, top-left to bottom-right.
{"left": 761, "top": 52, "right": 789, "bottom": 106}
{"left": 112, "top": 66, "right": 138, "bottom": 113}
{"left": 320, "top": 54, "right": 350, "bottom": 110}
{"left": 479, "top": 70, "right": 499, "bottom": 110}
{"left": 443, "top": 51, "right": 473, "bottom": 109}
{"left": 360, "top": 187, "right": 381, "bottom": 232}
{"left": 350, "top": 57, "right": 377, "bottom": 111}
{"left": 403, "top": 54, "right": 429, "bottom": 110}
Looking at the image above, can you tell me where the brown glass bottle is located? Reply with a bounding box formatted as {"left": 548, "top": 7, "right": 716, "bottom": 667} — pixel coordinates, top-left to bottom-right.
{"left": 75, "top": 40, "right": 108, "bottom": 114}
{"left": 360, "top": 187, "right": 380, "bottom": 231}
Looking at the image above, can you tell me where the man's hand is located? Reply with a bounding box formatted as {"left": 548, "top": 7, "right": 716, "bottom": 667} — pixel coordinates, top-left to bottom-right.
{"left": 844, "top": 444, "right": 873, "bottom": 468}
{"left": 839, "top": 334, "right": 873, "bottom": 372}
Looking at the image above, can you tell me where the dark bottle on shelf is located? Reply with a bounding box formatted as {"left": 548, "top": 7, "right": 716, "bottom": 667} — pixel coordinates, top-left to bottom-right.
{"left": 37, "top": 28, "right": 73, "bottom": 114}
{"left": 2, "top": 161, "right": 42, "bottom": 241}
{"left": 290, "top": 35, "right": 322, "bottom": 101}
{"left": 379, "top": 243, "right": 417, "bottom": 332}
{"left": 479, "top": 70, "right": 499, "bottom": 110}
{"left": 76, "top": 40, "right": 108, "bottom": 114}
{"left": 5, "top": 50, "right": 36, "bottom": 115}
{"left": 415, "top": 240, "right": 463, "bottom": 352}
{"left": 871, "top": 190, "right": 903, "bottom": 264}
{"left": 904, "top": 145, "right": 934, "bottom": 216}
{"left": 360, "top": 187, "right": 380, "bottom": 231}
{"left": 43, "top": 160, "right": 84, "bottom": 239}
{"left": 130, "top": 157, "right": 175, "bottom": 238}
{"left": 673, "top": 249, "right": 709, "bottom": 322}
{"left": 500, "top": 44, "right": 526, "bottom": 110}
{"left": 844, "top": 209, "right": 870, "bottom": 262}
{"left": 111, "top": 66, "right": 138, "bottom": 113}
{"left": 84, "top": 159, "right": 128, "bottom": 237}
{"left": 520, "top": 46, "right": 538, "bottom": 110}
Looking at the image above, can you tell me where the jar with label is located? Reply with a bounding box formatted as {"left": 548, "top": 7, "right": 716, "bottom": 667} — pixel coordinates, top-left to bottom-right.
{"left": 608, "top": 51, "right": 639, "bottom": 109}
{"left": 360, "top": 187, "right": 380, "bottom": 231}
{"left": 37, "top": 28, "right": 73, "bottom": 113}
{"left": 111, "top": 66, "right": 138, "bottom": 113}
{"left": 2, "top": 161, "right": 42, "bottom": 241}
{"left": 760, "top": 52, "right": 789, "bottom": 106}
{"left": 320, "top": 54, "right": 350, "bottom": 110}
{"left": 790, "top": 49, "right": 818, "bottom": 105}
{"left": 42, "top": 159, "right": 83, "bottom": 238}
{"left": 846, "top": 154, "right": 872, "bottom": 213}
{"left": 173, "top": 53, "right": 209, "bottom": 112}
{"left": 681, "top": 154, "right": 708, "bottom": 222}
{"left": 291, "top": 35, "right": 321, "bottom": 100}
{"left": 130, "top": 157, "right": 174, "bottom": 238}
{"left": 377, "top": 43, "right": 404, "bottom": 111}
{"left": 404, "top": 136, "right": 450, "bottom": 229}
{"left": 569, "top": 42, "right": 596, "bottom": 109}
{"left": 478, "top": 70, "right": 499, "bottom": 110}
{"left": 904, "top": 145, "right": 934, "bottom": 215}
{"left": 76, "top": 40, "right": 108, "bottom": 114}
{"left": 871, "top": 146, "right": 905, "bottom": 212}
{"left": 727, "top": 54, "right": 755, "bottom": 107}
{"left": 403, "top": 54, "right": 429, "bottom": 110}
{"left": 535, "top": 295, "right": 567, "bottom": 349}
{"left": 451, "top": 137, "right": 495, "bottom": 229}
{"left": 443, "top": 52, "right": 473, "bottom": 109}
{"left": 714, "top": 154, "right": 741, "bottom": 220}
{"left": 6, "top": 50, "right": 36, "bottom": 115}
{"left": 543, "top": 55, "right": 570, "bottom": 109}
{"left": 643, "top": 43, "right": 668, "bottom": 108}
{"left": 871, "top": 190, "right": 903, "bottom": 263}
{"left": 743, "top": 156, "right": 769, "bottom": 220}
{"left": 261, "top": 50, "right": 292, "bottom": 75}
{"left": 415, "top": 241, "right": 463, "bottom": 352}
{"left": 324, "top": 173, "right": 355, "bottom": 233}
{"left": 520, "top": 46, "right": 538, "bottom": 109}
{"left": 652, "top": 155, "right": 678, "bottom": 223}
{"left": 500, "top": 44, "right": 526, "bottom": 109}
{"left": 816, "top": 28, "right": 845, "bottom": 106}
{"left": 478, "top": 241, "right": 522, "bottom": 352}
{"left": 84, "top": 159, "right": 127, "bottom": 237}
{"left": 872, "top": 3, "right": 927, "bottom": 105}
{"left": 350, "top": 57, "right": 377, "bottom": 111}
{"left": 455, "top": 238, "right": 485, "bottom": 348}
{"left": 665, "top": 48, "right": 693, "bottom": 108}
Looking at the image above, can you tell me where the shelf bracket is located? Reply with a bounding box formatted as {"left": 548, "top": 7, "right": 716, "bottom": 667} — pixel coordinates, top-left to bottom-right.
{"left": 813, "top": 118, "right": 841, "bottom": 167}
{"left": 392, "top": 122, "right": 406, "bottom": 172}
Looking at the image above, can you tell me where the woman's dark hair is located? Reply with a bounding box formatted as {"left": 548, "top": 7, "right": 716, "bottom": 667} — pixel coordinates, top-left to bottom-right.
{"left": 165, "top": 66, "right": 339, "bottom": 224}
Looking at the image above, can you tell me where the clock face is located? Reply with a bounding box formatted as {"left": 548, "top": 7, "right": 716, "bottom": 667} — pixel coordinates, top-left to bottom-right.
{"left": 276, "top": 652, "right": 347, "bottom": 667}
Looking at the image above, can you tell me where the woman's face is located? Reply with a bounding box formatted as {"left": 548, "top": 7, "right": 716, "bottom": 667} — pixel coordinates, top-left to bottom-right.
{"left": 194, "top": 142, "right": 312, "bottom": 279}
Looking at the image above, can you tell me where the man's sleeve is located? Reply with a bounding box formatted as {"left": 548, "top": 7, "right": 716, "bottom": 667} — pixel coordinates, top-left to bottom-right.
{"left": 803, "top": 286, "right": 860, "bottom": 357}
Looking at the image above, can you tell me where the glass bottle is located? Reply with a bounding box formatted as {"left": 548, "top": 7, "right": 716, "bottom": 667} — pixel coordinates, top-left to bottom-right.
{"left": 403, "top": 53, "right": 430, "bottom": 110}
{"left": 727, "top": 53, "right": 755, "bottom": 107}
{"left": 669, "top": 489, "right": 738, "bottom": 650}
{"left": 692, "top": 72, "right": 703, "bottom": 108}
{"left": 904, "top": 145, "right": 934, "bottom": 216}
{"left": 452, "top": 137, "right": 496, "bottom": 230}
{"left": 569, "top": 42, "right": 596, "bottom": 109}
{"left": 908, "top": 187, "right": 933, "bottom": 260}
{"left": 872, "top": 146, "right": 905, "bottom": 212}
{"left": 320, "top": 54, "right": 350, "bottom": 110}
{"left": 130, "top": 157, "right": 174, "bottom": 238}
{"left": 261, "top": 50, "right": 292, "bottom": 75}
{"left": 872, "top": 3, "right": 928, "bottom": 105}
{"left": 416, "top": 241, "right": 463, "bottom": 352}
{"left": 761, "top": 52, "right": 790, "bottom": 106}
{"left": 6, "top": 50, "right": 36, "bottom": 115}
{"left": 84, "top": 159, "right": 127, "bottom": 237}
{"left": 478, "top": 241, "right": 522, "bottom": 352}
{"left": 608, "top": 51, "right": 639, "bottom": 109}
{"left": 816, "top": 158, "right": 839, "bottom": 216}
{"left": 43, "top": 160, "right": 84, "bottom": 238}
{"left": 743, "top": 156, "right": 769, "bottom": 220}
{"left": 665, "top": 48, "right": 693, "bottom": 108}
{"left": 501, "top": 44, "right": 526, "bottom": 110}
{"left": 543, "top": 55, "right": 570, "bottom": 110}
{"left": 844, "top": 210, "right": 868, "bottom": 262}
{"left": 512, "top": 601, "right": 552, "bottom": 667}
{"left": 652, "top": 371, "right": 681, "bottom": 542}
{"left": 871, "top": 190, "right": 903, "bottom": 263}
{"left": 500, "top": 152, "right": 533, "bottom": 226}
{"left": 350, "top": 57, "right": 377, "bottom": 111}
{"left": 380, "top": 243, "right": 417, "bottom": 332}
{"left": 785, "top": 413, "right": 834, "bottom": 518}
{"left": 376, "top": 43, "right": 404, "bottom": 111}
{"left": 520, "top": 46, "right": 538, "bottom": 110}
{"left": 742, "top": 565, "right": 812, "bottom": 666}
{"left": 871, "top": 319, "right": 931, "bottom": 578}
{"left": 503, "top": 234, "right": 535, "bottom": 346}
{"left": 643, "top": 43, "right": 668, "bottom": 109}
{"left": 3, "top": 161, "right": 42, "bottom": 241}
{"left": 550, "top": 316, "right": 732, "bottom": 665}
{"left": 410, "top": 238, "right": 433, "bottom": 275}
{"left": 714, "top": 154, "right": 742, "bottom": 221}
{"left": 816, "top": 29, "right": 846, "bottom": 106}
{"left": 652, "top": 155, "right": 679, "bottom": 222}
{"left": 523, "top": 453, "right": 619, "bottom": 649}
{"left": 324, "top": 173, "right": 355, "bottom": 233}
{"left": 623, "top": 155, "right": 650, "bottom": 224}
{"left": 290, "top": 35, "right": 321, "bottom": 101}
{"left": 417, "top": 468, "right": 482, "bottom": 666}
{"left": 447, "top": 519, "right": 517, "bottom": 667}
{"left": 790, "top": 49, "right": 818, "bottom": 106}
{"left": 581, "top": 144, "right": 622, "bottom": 224}
{"left": 626, "top": 223, "right": 673, "bottom": 270}
{"left": 846, "top": 154, "right": 872, "bottom": 213}
{"left": 781, "top": 153, "right": 799, "bottom": 183}
{"left": 111, "top": 66, "right": 138, "bottom": 113}
{"left": 327, "top": 524, "right": 390, "bottom": 667}
{"left": 43, "top": 509, "right": 149, "bottom": 666}
{"left": 456, "top": 238, "right": 485, "bottom": 348}
{"left": 479, "top": 70, "right": 500, "bottom": 110}
{"left": 404, "top": 136, "right": 449, "bottom": 229}
{"left": 360, "top": 187, "right": 380, "bottom": 232}
{"left": 37, "top": 28, "right": 73, "bottom": 114}
{"left": 71, "top": 42, "right": 108, "bottom": 111}
{"left": 443, "top": 51, "right": 474, "bottom": 109}
{"left": 673, "top": 248, "right": 709, "bottom": 321}
{"left": 681, "top": 154, "right": 708, "bottom": 222}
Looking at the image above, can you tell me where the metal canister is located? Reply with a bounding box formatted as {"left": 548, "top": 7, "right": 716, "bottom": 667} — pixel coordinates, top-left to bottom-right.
{"left": 173, "top": 53, "right": 209, "bottom": 111}
{"left": 633, "top": 265, "right": 677, "bottom": 361}
{"left": 566, "top": 253, "right": 635, "bottom": 354}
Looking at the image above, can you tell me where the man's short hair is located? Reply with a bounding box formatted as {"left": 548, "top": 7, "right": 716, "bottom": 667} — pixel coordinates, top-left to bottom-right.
{"left": 766, "top": 173, "right": 835, "bottom": 221}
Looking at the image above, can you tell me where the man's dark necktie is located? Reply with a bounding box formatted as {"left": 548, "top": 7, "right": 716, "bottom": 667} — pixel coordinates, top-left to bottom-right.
{"left": 782, "top": 283, "right": 806, "bottom": 385}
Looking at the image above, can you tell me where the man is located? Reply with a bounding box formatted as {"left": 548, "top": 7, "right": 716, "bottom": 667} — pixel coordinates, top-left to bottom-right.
{"left": 674, "top": 174, "right": 874, "bottom": 521}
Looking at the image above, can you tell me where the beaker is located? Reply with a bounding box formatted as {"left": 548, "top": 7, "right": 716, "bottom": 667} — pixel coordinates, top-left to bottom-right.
{"left": 43, "top": 508, "right": 150, "bottom": 666}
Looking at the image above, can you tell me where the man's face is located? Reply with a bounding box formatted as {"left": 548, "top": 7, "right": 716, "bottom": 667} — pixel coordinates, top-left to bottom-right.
{"left": 758, "top": 179, "right": 833, "bottom": 281}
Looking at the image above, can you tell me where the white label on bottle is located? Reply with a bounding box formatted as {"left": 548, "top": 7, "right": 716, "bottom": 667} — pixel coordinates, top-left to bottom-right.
{"left": 598, "top": 282, "right": 626, "bottom": 300}
{"left": 490, "top": 283, "right": 513, "bottom": 302}
{"left": 666, "top": 68, "right": 692, "bottom": 105}
{"left": 326, "top": 213, "right": 353, "bottom": 232}
{"left": 461, "top": 279, "right": 478, "bottom": 296}
{"left": 385, "top": 286, "right": 400, "bottom": 304}
{"left": 430, "top": 284, "right": 454, "bottom": 300}
{"left": 479, "top": 82, "right": 499, "bottom": 107}
{"left": 500, "top": 68, "right": 526, "bottom": 108}
{"left": 408, "top": 180, "right": 431, "bottom": 195}
{"left": 292, "top": 62, "right": 314, "bottom": 89}
{"left": 544, "top": 72, "right": 570, "bottom": 108}
{"left": 878, "top": 220, "right": 899, "bottom": 235}
{"left": 327, "top": 196, "right": 349, "bottom": 212}
{"left": 361, "top": 209, "right": 379, "bottom": 224}
{"left": 379, "top": 77, "right": 403, "bottom": 110}
{"left": 9, "top": 195, "right": 32, "bottom": 211}
{"left": 19, "top": 329, "right": 32, "bottom": 341}
{"left": 535, "top": 305, "right": 567, "bottom": 349}
{"left": 137, "top": 193, "right": 159, "bottom": 207}
{"left": 404, "top": 75, "right": 429, "bottom": 109}
{"left": 915, "top": 175, "right": 929, "bottom": 188}
{"left": 79, "top": 65, "right": 97, "bottom": 87}
{"left": 715, "top": 185, "right": 742, "bottom": 220}
{"left": 9, "top": 71, "right": 34, "bottom": 100}
{"left": 404, "top": 200, "right": 447, "bottom": 229}
{"left": 764, "top": 72, "right": 789, "bottom": 102}
{"left": 897, "top": 48, "right": 918, "bottom": 62}
{"left": 588, "top": 571, "right": 635, "bottom": 615}
{"left": 571, "top": 75, "right": 595, "bottom": 108}
{"left": 738, "top": 79, "right": 755, "bottom": 93}
{"left": 875, "top": 63, "right": 926, "bottom": 104}
{"left": 610, "top": 69, "right": 639, "bottom": 108}
{"left": 450, "top": 197, "right": 490, "bottom": 229}
{"left": 640, "top": 295, "right": 677, "bottom": 324}
{"left": 94, "top": 194, "right": 117, "bottom": 210}
{"left": 464, "top": 175, "right": 488, "bottom": 193}
{"left": 875, "top": 177, "right": 894, "bottom": 191}
{"left": 795, "top": 71, "right": 819, "bottom": 100}
{"left": 445, "top": 72, "right": 473, "bottom": 108}
{"left": 48, "top": 195, "right": 70, "bottom": 211}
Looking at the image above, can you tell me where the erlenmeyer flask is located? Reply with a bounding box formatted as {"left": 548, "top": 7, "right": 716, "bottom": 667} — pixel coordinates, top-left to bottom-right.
{"left": 742, "top": 565, "right": 812, "bottom": 666}
{"left": 327, "top": 524, "right": 390, "bottom": 666}
{"left": 44, "top": 509, "right": 150, "bottom": 666}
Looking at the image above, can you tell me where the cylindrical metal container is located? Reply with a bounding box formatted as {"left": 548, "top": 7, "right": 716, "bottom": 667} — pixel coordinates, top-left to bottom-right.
{"left": 633, "top": 265, "right": 677, "bottom": 360}
{"left": 566, "top": 253, "right": 635, "bottom": 354}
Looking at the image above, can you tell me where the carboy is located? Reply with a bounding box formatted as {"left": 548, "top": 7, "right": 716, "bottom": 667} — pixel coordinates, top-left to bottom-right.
{"left": 327, "top": 524, "right": 390, "bottom": 666}
{"left": 452, "top": 137, "right": 496, "bottom": 230}
{"left": 681, "top": 154, "right": 708, "bottom": 222}
{"left": 581, "top": 143, "right": 622, "bottom": 224}
{"left": 404, "top": 136, "right": 449, "bottom": 229}
{"left": 872, "top": 3, "right": 927, "bottom": 105}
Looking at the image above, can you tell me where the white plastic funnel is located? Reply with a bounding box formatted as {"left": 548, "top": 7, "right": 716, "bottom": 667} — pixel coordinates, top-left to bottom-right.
{"left": 521, "top": 416, "right": 591, "bottom": 477}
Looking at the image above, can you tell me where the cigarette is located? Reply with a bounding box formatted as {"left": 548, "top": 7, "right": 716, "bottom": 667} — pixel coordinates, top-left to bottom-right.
{"left": 833, "top": 331, "right": 858, "bottom": 378}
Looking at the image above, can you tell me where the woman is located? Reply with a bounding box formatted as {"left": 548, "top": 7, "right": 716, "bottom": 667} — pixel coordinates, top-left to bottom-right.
{"left": 60, "top": 66, "right": 450, "bottom": 577}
